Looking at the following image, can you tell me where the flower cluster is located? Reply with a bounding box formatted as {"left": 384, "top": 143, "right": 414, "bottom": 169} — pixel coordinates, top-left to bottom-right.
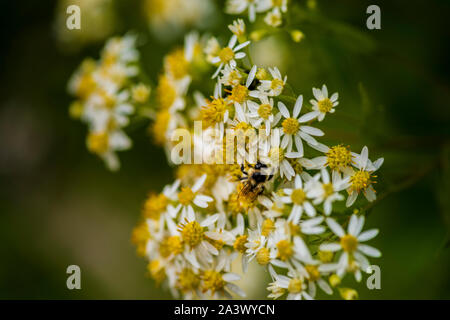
{"left": 131, "top": 19, "right": 384, "bottom": 299}
{"left": 226, "top": 0, "right": 288, "bottom": 27}
{"left": 68, "top": 35, "right": 150, "bottom": 170}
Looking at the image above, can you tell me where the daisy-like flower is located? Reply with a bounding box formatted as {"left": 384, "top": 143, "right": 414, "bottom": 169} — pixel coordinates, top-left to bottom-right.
{"left": 247, "top": 95, "right": 278, "bottom": 136}
{"left": 226, "top": 0, "right": 260, "bottom": 22}
{"left": 261, "top": 128, "right": 302, "bottom": 180}
{"left": 200, "top": 263, "right": 245, "bottom": 299}
{"left": 346, "top": 146, "right": 384, "bottom": 207}
{"left": 257, "top": 67, "right": 287, "bottom": 97}
{"left": 309, "top": 142, "right": 355, "bottom": 174}
{"left": 230, "top": 213, "right": 251, "bottom": 272}
{"left": 219, "top": 64, "right": 243, "bottom": 87}
{"left": 245, "top": 228, "right": 268, "bottom": 265}
{"left": 86, "top": 129, "right": 131, "bottom": 171}
{"left": 281, "top": 174, "right": 316, "bottom": 223}
{"left": 319, "top": 215, "right": 381, "bottom": 279}
{"left": 210, "top": 35, "right": 250, "bottom": 79}
{"left": 228, "top": 19, "right": 246, "bottom": 38}
{"left": 310, "top": 84, "right": 339, "bottom": 122}
{"left": 225, "top": 65, "right": 258, "bottom": 110}
{"left": 176, "top": 174, "right": 214, "bottom": 220}
{"left": 267, "top": 229, "right": 313, "bottom": 269}
{"left": 268, "top": 272, "right": 312, "bottom": 300}
{"left": 278, "top": 96, "right": 324, "bottom": 154}
{"left": 306, "top": 168, "right": 349, "bottom": 215}
{"left": 264, "top": 7, "right": 282, "bottom": 27}
{"left": 177, "top": 213, "right": 221, "bottom": 268}
{"left": 299, "top": 261, "right": 333, "bottom": 297}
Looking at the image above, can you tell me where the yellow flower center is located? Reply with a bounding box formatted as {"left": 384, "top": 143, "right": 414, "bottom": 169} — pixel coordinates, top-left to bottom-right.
{"left": 219, "top": 47, "right": 235, "bottom": 63}
{"left": 270, "top": 78, "right": 284, "bottom": 92}
{"left": 165, "top": 48, "right": 188, "bottom": 80}
{"left": 258, "top": 103, "right": 272, "bottom": 120}
{"left": 178, "top": 187, "right": 195, "bottom": 205}
{"left": 143, "top": 193, "right": 168, "bottom": 220}
{"left": 282, "top": 117, "right": 300, "bottom": 135}
{"left": 276, "top": 240, "right": 293, "bottom": 261}
{"left": 181, "top": 221, "right": 204, "bottom": 248}
{"left": 87, "top": 132, "right": 109, "bottom": 155}
{"left": 151, "top": 110, "right": 170, "bottom": 146}
{"left": 288, "top": 278, "right": 303, "bottom": 293}
{"left": 323, "top": 183, "right": 334, "bottom": 197}
{"left": 262, "top": 219, "right": 275, "bottom": 237}
{"left": 268, "top": 147, "right": 285, "bottom": 164}
{"left": 234, "top": 121, "right": 252, "bottom": 131}
{"left": 201, "top": 98, "right": 229, "bottom": 128}
{"left": 147, "top": 260, "right": 165, "bottom": 284}
{"left": 233, "top": 235, "right": 248, "bottom": 253}
{"left": 202, "top": 270, "right": 225, "bottom": 293}
{"left": 132, "top": 83, "right": 151, "bottom": 103}
{"left": 350, "top": 170, "right": 373, "bottom": 192}
{"left": 229, "top": 84, "right": 248, "bottom": 103}
{"left": 340, "top": 234, "right": 358, "bottom": 253}
{"left": 157, "top": 75, "right": 176, "bottom": 109}
{"left": 318, "top": 98, "right": 333, "bottom": 113}
{"left": 318, "top": 250, "right": 334, "bottom": 263}
{"left": 291, "top": 189, "right": 306, "bottom": 205}
{"left": 326, "top": 145, "right": 352, "bottom": 171}
{"left": 256, "top": 247, "right": 270, "bottom": 265}
{"left": 69, "top": 101, "right": 84, "bottom": 119}
{"left": 160, "top": 236, "right": 183, "bottom": 257}
{"left": 177, "top": 268, "right": 199, "bottom": 292}
{"left": 305, "top": 265, "right": 320, "bottom": 281}
{"left": 131, "top": 222, "right": 151, "bottom": 257}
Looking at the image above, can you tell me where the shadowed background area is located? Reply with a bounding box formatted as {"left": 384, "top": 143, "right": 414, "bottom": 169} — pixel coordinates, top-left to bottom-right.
{"left": 0, "top": 0, "right": 449, "bottom": 299}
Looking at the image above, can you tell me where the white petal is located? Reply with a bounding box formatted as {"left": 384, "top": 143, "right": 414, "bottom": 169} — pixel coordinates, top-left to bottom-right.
{"left": 357, "top": 244, "right": 381, "bottom": 258}
{"left": 326, "top": 218, "right": 345, "bottom": 237}
{"left": 277, "top": 101, "right": 290, "bottom": 118}
{"left": 293, "top": 95, "right": 303, "bottom": 118}
{"left": 358, "top": 229, "right": 379, "bottom": 242}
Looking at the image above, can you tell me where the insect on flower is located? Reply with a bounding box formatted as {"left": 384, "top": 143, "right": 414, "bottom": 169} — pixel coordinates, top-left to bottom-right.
{"left": 238, "top": 161, "right": 274, "bottom": 202}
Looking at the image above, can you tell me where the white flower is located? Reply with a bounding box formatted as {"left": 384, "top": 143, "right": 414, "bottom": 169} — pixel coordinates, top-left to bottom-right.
{"left": 269, "top": 273, "right": 313, "bottom": 300}
{"left": 176, "top": 174, "right": 214, "bottom": 221}
{"left": 211, "top": 35, "right": 250, "bottom": 78}
{"left": 306, "top": 168, "right": 349, "bottom": 215}
{"left": 219, "top": 64, "right": 243, "bottom": 87}
{"left": 278, "top": 95, "right": 324, "bottom": 154}
{"left": 319, "top": 215, "right": 381, "bottom": 279}
{"left": 258, "top": 67, "right": 286, "bottom": 96}
{"left": 226, "top": 0, "right": 260, "bottom": 22}
{"left": 281, "top": 174, "right": 316, "bottom": 222}
{"left": 345, "top": 146, "right": 384, "bottom": 207}
{"left": 257, "top": 0, "right": 288, "bottom": 13}
{"left": 247, "top": 95, "right": 278, "bottom": 136}
{"left": 261, "top": 128, "right": 302, "bottom": 181}
{"left": 310, "top": 84, "right": 339, "bottom": 121}
{"left": 228, "top": 19, "right": 246, "bottom": 37}
{"left": 225, "top": 65, "right": 258, "bottom": 110}
{"left": 264, "top": 7, "right": 282, "bottom": 27}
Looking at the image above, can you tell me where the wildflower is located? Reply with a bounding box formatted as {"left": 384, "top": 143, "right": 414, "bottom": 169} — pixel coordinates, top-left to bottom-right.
{"left": 228, "top": 19, "right": 246, "bottom": 38}
{"left": 319, "top": 215, "right": 381, "bottom": 278}
{"left": 346, "top": 146, "right": 384, "bottom": 207}
{"left": 210, "top": 35, "right": 250, "bottom": 79}
{"left": 278, "top": 95, "right": 324, "bottom": 154}
{"left": 281, "top": 174, "right": 316, "bottom": 222}
{"left": 257, "top": 67, "right": 287, "bottom": 97}
{"left": 310, "top": 84, "right": 339, "bottom": 121}
{"left": 176, "top": 174, "right": 213, "bottom": 220}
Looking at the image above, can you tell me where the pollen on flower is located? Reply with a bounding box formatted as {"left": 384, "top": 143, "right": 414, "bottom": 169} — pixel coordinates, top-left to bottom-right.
{"left": 219, "top": 47, "right": 235, "bottom": 63}
{"left": 131, "top": 222, "right": 150, "bottom": 257}
{"left": 151, "top": 110, "right": 170, "bottom": 145}
{"left": 288, "top": 278, "right": 303, "bottom": 293}
{"left": 228, "top": 84, "right": 248, "bottom": 103}
{"left": 132, "top": 83, "right": 151, "bottom": 103}
{"left": 87, "top": 132, "right": 109, "bottom": 155}
{"left": 143, "top": 193, "right": 168, "bottom": 220}
{"left": 177, "top": 268, "right": 200, "bottom": 292}
{"left": 323, "top": 183, "right": 334, "bottom": 197}
{"left": 318, "top": 98, "right": 333, "bottom": 113}
{"left": 256, "top": 247, "right": 271, "bottom": 265}
{"left": 276, "top": 240, "right": 293, "bottom": 261}
{"left": 165, "top": 48, "right": 189, "bottom": 79}
{"left": 201, "top": 98, "right": 230, "bottom": 128}
{"left": 326, "top": 145, "right": 352, "bottom": 171}
{"left": 318, "top": 250, "right": 334, "bottom": 263}
{"left": 233, "top": 235, "right": 248, "bottom": 253}
{"left": 202, "top": 270, "right": 225, "bottom": 293}
{"left": 282, "top": 117, "right": 300, "bottom": 135}
{"left": 159, "top": 236, "right": 183, "bottom": 257}
{"left": 147, "top": 260, "right": 166, "bottom": 284}
{"left": 178, "top": 187, "right": 195, "bottom": 205}
{"left": 350, "top": 170, "right": 373, "bottom": 192}
{"left": 291, "top": 188, "right": 306, "bottom": 205}
{"left": 157, "top": 75, "right": 177, "bottom": 109}
{"left": 180, "top": 221, "right": 204, "bottom": 248}
{"left": 270, "top": 78, "right": 284, "bottom": 93}
{"left": 262, "top": 219, "right": 275, "bottom": 237}
{"left": 340, "top": 234, "right": 358, "bottom": 252}
{"left": 305, "top": 265, "right": 320, "bottom": 281}
{"left": 258, "top": 103, "right": 272, "bottom": 119}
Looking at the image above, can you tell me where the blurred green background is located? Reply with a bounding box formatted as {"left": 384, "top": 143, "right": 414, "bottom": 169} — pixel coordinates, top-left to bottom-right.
{"left": 0, "top": 0, "right": 449, "bottom": 299}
